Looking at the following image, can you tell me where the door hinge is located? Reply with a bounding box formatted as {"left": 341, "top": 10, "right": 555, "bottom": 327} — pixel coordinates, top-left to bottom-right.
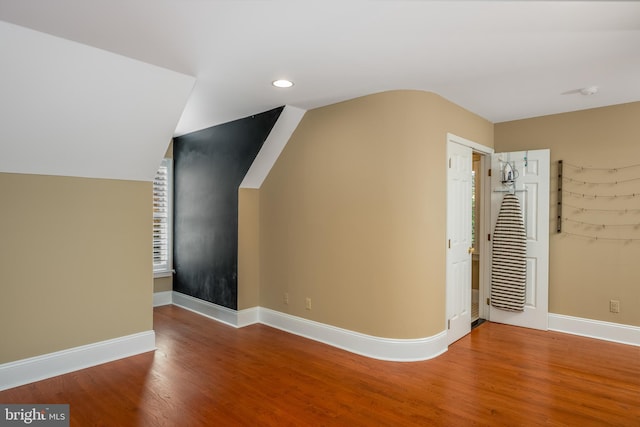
{"left": 449, "top": 158, "right": 452, "bottom": 168}
{"left": 486, "top": 298, "right": 490, "bottom": 306}
{"left": 487, "top": 233, "right": 491, "bottom": 241}
{"left": 447, "top": 319, "right": 451, "bottom": 330}
{"left": 448, "top": 239, "right": 451, "bottom": 249}
{"left": 488, "top": 168, "right": 492, "bottom": 177}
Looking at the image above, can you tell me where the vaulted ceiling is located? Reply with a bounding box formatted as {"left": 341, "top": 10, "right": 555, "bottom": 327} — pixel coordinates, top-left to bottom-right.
{"left": 1, "top": 1, "right": 639, "bottom": 179}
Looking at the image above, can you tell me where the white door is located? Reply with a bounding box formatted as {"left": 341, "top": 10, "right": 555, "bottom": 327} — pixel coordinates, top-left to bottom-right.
{"left": 489, "top": 149, "right": 550, "bottom": 330}
{"left": 446, "top": 141, "right": 473, "bottom": 344}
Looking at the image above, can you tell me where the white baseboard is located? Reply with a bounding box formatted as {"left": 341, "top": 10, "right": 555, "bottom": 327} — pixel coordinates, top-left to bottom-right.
{"left": 153, "top": 291, "right": 173, "bottom": 307}
{"left": 237, "top": 306, "right": 260, "bottom": 327}
{"left": 171, "top": 291, "right": 259, "bottom": 328}
{"left": 0, "top": 331, "right": 155, "bottom": 391}
{"left": 259, "top": 308, "right": 448, "bottom": 362}
{"left": 168, "top": 294, "right": 447, "bottom": 361}
{"left": 173, "top": 296, "right": 640, "bottom": 360}
{"left": 548, "top": 313, "right": 640, "bottom": 347}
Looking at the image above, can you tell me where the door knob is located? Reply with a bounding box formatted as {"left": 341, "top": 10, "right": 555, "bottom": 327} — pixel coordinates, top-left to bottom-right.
{"left": 468, "top": 247, "right": 475, "bottom": 254}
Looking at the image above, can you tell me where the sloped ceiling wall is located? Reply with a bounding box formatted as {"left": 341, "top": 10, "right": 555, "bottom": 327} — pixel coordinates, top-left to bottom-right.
{"left": 0, "top": 21, "right": 195, "bottom": 181}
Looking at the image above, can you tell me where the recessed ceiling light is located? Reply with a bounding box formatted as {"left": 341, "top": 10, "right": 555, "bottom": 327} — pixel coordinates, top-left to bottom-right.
{"left": 272, "top": 79, "right": 294, "bottom": 88}
{"left": 580, "top": 86, "right": 599, "bottom": 96}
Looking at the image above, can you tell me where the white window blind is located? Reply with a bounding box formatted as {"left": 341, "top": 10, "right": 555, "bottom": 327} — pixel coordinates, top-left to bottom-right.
{"left": 153, "top": 158, "right": 172, "bottom": 275}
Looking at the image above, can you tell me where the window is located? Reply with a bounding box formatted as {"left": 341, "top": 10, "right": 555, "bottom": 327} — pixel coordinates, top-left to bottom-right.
{"left": 153, "top": 158, "right": 172, "bottom": 276}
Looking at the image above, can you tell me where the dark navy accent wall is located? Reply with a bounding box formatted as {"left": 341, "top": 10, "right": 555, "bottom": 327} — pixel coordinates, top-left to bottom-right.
{"left": 173, "top": 107, "right": 283, "bottom": 309}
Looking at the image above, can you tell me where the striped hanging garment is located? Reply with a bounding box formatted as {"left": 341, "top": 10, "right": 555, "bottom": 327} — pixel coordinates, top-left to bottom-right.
{"left": 491, "top": 193, "right": 527, "bottom": 311}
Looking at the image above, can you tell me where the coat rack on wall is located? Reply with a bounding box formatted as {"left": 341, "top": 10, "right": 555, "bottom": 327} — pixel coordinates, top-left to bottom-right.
{"left": 557, "top": 160, "right": 563, "bottom": 233}
{"left": 559, "top": 160, "right": 640, "bottom": 242}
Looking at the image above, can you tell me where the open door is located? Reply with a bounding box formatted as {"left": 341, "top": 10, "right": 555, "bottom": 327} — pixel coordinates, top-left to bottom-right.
{"left": 446, "top": 140, "right": 473, "bottom": 344}
{"left": 489, "top": 149, "right": 550, "bottom": 330}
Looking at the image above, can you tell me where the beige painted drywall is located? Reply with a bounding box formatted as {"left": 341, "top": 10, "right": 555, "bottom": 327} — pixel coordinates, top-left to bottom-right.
{"left": 238, "top": 188, "right": 260, "bottom": 309}
{"left": 258, "top": 90, "right": 493, "bottom": 338}
{"left": 153, "top": 140, "right": 173, "bottom": 294}
{"left": 472, "top": 260, "right": 479, "bottom": 291}
{"left": 0, "top": 173, "right": 153, "bottom": 364}
{"left": 495, "top": 102, "right": 640, "bottom": 327}
{"left": 154, "top": 276, "right": 173, "bottom": 293}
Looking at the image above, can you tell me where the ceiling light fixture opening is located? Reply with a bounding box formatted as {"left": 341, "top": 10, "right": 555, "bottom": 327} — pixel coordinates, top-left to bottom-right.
{"left": 580, "top": 86, "right": 599, "bottom": 96}
{"left": 272, "top": 79, "right": 294, "bottom": 88}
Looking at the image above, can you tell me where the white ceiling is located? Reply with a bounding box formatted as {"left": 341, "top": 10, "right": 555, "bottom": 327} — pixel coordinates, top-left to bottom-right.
{"left": 0, "top": 20, "right": 194, "bottom": 181}
{"left": 1, "top": 1, "right": 640, "bottom": 139}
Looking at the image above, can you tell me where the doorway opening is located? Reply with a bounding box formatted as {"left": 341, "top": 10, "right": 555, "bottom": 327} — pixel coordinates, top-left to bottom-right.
{"left": 446, "top": 134, "right": 493, "bottom": 345}
{"left": 447, "top": 134, "right": 550, "bottom": 344}
{"left": 471, "top": 151, "right": 489, "bottom": 330}
{"left": 471, "top": 153, "right": 482, "bottom": 326}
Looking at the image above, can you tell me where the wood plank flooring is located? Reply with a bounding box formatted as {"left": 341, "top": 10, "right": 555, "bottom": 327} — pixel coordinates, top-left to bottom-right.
{"left": 1, "top": 305, "right": 639, "bottom": 426}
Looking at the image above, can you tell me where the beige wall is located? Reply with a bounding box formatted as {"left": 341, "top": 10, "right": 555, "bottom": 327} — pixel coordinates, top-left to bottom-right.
{"left": 154, "top": 276, "right": 173, "bottom": 293}
{"left": 238, "top": 188, "right": 260, "bottom": 309}
{"left": 472, "top": 259, "right": 479, "bottom": 290}
{"left": 257, "top": 90, "right": 493, "bottom": 338}
{"left": 495, "top": 102, "right": 640, "bottom": 327}
{"left": 0, "top": 173, "right": 153, "bottom": 364}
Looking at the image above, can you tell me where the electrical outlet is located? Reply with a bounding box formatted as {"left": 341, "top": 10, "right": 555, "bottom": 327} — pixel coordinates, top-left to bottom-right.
{"left": 610, "top": 300, "right": 620, "bottom": 313}
{"left": 305, "top": 297, "right": 312, "bottom": 310}
{"left": 284, "top": 292, "right": 289, "bottom": 305}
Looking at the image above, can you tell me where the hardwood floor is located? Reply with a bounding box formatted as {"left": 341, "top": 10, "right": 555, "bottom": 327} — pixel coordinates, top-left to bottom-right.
{"left": 1, "top": 305, "right": 639, "bottom": 426}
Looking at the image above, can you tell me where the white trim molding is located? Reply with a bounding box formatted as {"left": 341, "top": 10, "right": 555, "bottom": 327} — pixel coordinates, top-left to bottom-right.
{"left": 237, "top": 307, "right": 260, "bottom": 328}
{"left": 549, "top": 313, "right": 640, "bottom": 347}
{"left": 447, "top": 133, "right": 494, "bottom": 155}
{"left": 167, "top": 295, "right": 447, "bottom": 361}
{"left": 240, "top": 105, "right": 306, "bottom": 189}
{"left": 171, "top": 291, "right": 259, "bottom": 328}
{"left": 259, "top": 308, "right": 448, "bottom": 362}
{"left": 153, "top": 291, "right": 173, "bottom": 307}
{"left": 170, "top": 299, "right": 640, "bottom": 361}
{"left": 0, "top": 331, "right": 155, "bottom": 391}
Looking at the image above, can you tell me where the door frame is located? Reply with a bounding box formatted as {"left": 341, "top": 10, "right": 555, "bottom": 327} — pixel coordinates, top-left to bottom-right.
{"left": 446, "top": 133, "right": 493, "bottom": 340}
